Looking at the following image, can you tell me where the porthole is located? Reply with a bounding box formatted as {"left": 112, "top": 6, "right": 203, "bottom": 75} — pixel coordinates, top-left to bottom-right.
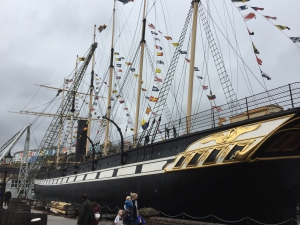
{"left": 157, "top": 152, "right": 161, "bottom": 156}
{"left": 141, "top": 155, "right": 144, "bottom": 159}
{"left": 146, "top": 154, "right": 149, "bottom": 158}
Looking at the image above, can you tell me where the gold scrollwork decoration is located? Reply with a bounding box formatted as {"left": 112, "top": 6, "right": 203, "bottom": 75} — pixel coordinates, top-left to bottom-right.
{"left": 200, "top": 124, "right": 261, "bottom": 145}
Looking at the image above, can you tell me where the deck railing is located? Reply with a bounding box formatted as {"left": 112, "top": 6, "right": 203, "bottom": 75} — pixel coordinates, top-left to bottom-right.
{"left": 41, "top": 82, "right": 300, "bottom": 169}
{"left": 108, "top": 82, "right": 300, "bottom": 152}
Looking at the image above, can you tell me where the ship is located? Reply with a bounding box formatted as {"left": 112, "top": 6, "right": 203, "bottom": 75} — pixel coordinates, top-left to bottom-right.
{"left": 12, "top": 0, "right": 300, "bottom": 224}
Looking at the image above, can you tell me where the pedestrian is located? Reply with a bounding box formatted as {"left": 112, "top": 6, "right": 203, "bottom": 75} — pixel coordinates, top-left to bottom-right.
{"left": 114, "top": 209, "right": 124, "bottom": 225}
{"left": 90, "top": 202, "right": 101, "bottom": 225}
{"left": 124, "top": 196, "right": 133, "bottom": 225}
{"left": 4, "top": 189, "right": 12, "bottom": 206}
{"left": 77, "top": 194, "right": 93, "bottom": 225}
{"left": 130, "top": 193, "right": 139, "bottom": 225}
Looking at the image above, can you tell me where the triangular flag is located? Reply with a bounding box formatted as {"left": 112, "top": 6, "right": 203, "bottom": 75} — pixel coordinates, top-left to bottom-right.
{"left": 250, "top": 6, "right": 264, "bottom": 11}
{"left": 154, "top": 76, "right": 162, "bottom": 82}
{"left": 164, "top": 36, "right": 172, "bottom": 40}
{"left": 171, "top": 43, "right": 179, "bottom": 47}
{"left": 155, "top": 45, "right": 163, "bottom": 50}
{"left": 148, "top": 23, "right": 155, "bottom": 29}
{"left": 290, "top": 37, "right": 300, "bottom": 43}
{"left": 155, "top": 68, "right": 161, "bottom": 73}
{"left": 264, "top": 15, "right": 277, "bottom": 20}
{"left": 252, "top": 42, "right": 260, "bottom": 54}
{"left": 275, "top": 25, "right": 290, "bottom": 30}
{"left": 145, "top": 106, "right": 152, "bottom": 114}
{"left": 237, "top": 5, "right": 248, "bottom": 11}
{"left": 261, "top": 70, "right": 271, "bottom": 80}
{"left": 256, "top": 55, "right": 262, "bottom": 65}
{"left": 98, "top": 24, "right": 107, "bottom": 33}
{"left": 152, "top": 86, "right": 159, "bottom": 92}
{"left": 141, "top": 119, "right": 149, "bottom": 130}
{"left": 247, "top": 28, "right": 254, "bottom": 35}
{"left": 243, "top": 12, "right": 256, "bottom": 21}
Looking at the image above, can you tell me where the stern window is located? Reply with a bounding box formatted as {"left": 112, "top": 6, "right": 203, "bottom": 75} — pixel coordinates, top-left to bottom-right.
{"left": 174, "top": 156, "right": 186, "bottom": 168}
{"left": 204, "top": 149, "right": 220, "bottom": 164}
{"left": 188, "top": 153, "right": 202, "bottom": 166}
{"left": 225, "top": 145, "right": 245, "bottom": 161}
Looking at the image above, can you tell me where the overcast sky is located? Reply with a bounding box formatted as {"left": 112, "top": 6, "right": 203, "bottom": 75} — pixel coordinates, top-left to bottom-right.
{"left": 1, "top": 0, "right": 299, "bottom": 153}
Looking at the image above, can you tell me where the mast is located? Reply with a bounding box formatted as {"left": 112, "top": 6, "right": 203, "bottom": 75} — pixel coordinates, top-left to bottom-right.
{"left": 104, "top": 0, "right": 116, "bottom": 155}
{"left": 86, "top": 25, "right": 97, "bottom": 155}
{"left": 133, "top": 0, "right": 147, "bottom": 146}
{"left": 186, "top": 0, "right": 199, "bottom": 134}
{"left": 68, "top": 56, "right": 78, "bottom": 155}
{"left": 56, "top": 79, "right": 65, "bottom": 163}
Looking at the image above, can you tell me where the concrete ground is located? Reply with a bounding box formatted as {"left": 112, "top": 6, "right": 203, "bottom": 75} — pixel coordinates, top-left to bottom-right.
{"left": 30, "top": 209, "right": 114, "bottom": 225}
{"left": 2, "top": 206, "right": 113, "bottom": 225}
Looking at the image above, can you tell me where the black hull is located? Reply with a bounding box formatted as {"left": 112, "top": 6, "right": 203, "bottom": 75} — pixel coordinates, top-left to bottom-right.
{"left": 35, "top": 159, "right": 300, "bottom": 224}
{"left": 35, "top": 109, "right": 300, "bottom": 224}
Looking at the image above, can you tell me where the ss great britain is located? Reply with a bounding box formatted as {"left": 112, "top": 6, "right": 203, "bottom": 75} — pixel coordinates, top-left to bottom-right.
{"left": 17, "top": 0, "right": 300, "bottom": 224}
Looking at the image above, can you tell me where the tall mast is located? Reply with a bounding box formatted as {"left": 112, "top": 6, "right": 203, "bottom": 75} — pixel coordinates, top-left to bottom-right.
{"left": 104, "top": 0, "right": 116, "bottom": 155}
{"left": 56, "top": 79, "right": 65, "bottom": 163}
{"left": 133, "top": 0, "right": 147, "bottom": 146}
{"left": 186, "top": 0, "right": 199, "bottom": 134}
{"left": 68, "top": 55, "right": 79, "bottom": 155}
{"left": 86, "top": 25, "right": 97, "bottom": 155}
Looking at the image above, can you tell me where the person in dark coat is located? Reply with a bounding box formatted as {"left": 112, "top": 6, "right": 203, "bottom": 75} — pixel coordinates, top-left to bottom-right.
{"left": 77, "top": 194, "right": 93, "bottom": 225}
{"left": 130, "top": 193, "right": 139, "bottom": 225}
{"left": 4, "top": 189, "right": 12, "bottom": 206}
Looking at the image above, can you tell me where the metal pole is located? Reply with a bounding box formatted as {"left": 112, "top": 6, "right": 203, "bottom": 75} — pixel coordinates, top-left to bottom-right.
{"left": 1, "top": 167, "right": 7, "bottom": 208}
{"left": 86, "top": 25, "right": 97, "bottom": 155}
{"left": 134, "top": 0, "right": 147, "bottom": 147}
{"left": 68, "top": 55, "right": 78, "bottom": 156}
{"left": 57, "top": 79, "right": 65, "bottom": 163}
{"left": 246, "top": 97, "right": 249, "bottom": 119}
{"left": 102, "top": 116, "right": 124, "bottom": 165}
{"left": 104, "top": 0, "right": 117, "bottom": 155}
{"left": 289, "top": 84, "right": 294, "bottom": 108}
{"left": 186, "top": 0, "right": 199, "bottom": 134}
{"left": 212, "top": 108, "right": 215, "bottom": 128}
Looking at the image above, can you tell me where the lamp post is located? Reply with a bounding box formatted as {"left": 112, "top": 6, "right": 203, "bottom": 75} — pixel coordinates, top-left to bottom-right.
{"left": 102, "top": 116, "right": 124, "bottom": 165}
{"left": 1, "top": 151, "right": 13, "bottom": 209}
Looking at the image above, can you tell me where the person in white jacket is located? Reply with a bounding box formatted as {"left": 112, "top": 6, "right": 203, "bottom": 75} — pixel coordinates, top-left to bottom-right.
{"left": 114, "top": 210, "right": 124, "bottom": 225}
